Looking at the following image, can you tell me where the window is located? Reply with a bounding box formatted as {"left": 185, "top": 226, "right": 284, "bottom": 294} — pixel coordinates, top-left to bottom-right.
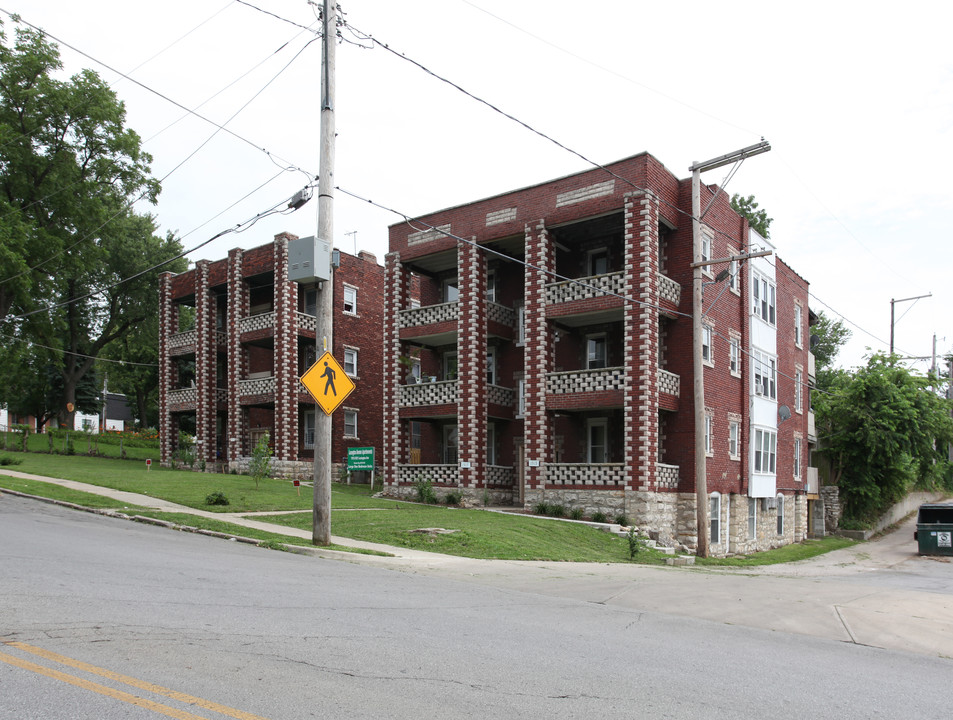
{"left": 443, "top": 278, "right": 459, "bottom": 303}
{"left": 777, "top": 494, "right": 785, "bottom": 535}
{"left": 343, "top": 410, "right": 357, "bottom": 438}
{"left": 443, "top": 352, "right": 458, "bottom": 380}
{"left": 587, "top": 419, "right": 608, "bottom": 463}
{"left": 517, "top": 379, "right": 526, "bottom": 417}
{"left": 304, "top": 288, "right": 317, "bottom": 316}
{"left": 343, "top": 347, "right": 358, "bottom": 377}
{"left": 753, "top": 350, "right": 777, "bottom": 399}
{"left": 710, "top": 493, "right": 721, "bottom": 545}
{"left": 487, "top": 423, "right": 496, "bottom": 465}
{"left": 729, "top": 257, "right": 740, "bottom": 293}
{"left": 730, "top": 337, "right": 741, "bottom": 376}
{"left": 705, "top": 412, "right": 713, "bottom": 456}
{"left": 486, "top": 348, "right": 496, "bottom": 385}
{"left": 793, "top": 438, "right": 801, "bottom": 479}
{"left": 443, "top": 425, "right": 458, "bottom": 464}
{"left": 588, "top": 248, "right": 609, "bottom": 276}
{"left": 795, "top": 369, "right": 803, "bottom": 412}
{"left": 754, "top": 428, "right": 777, "bottom": 474}
{"left": 702, "top": 325, "right": 713, "bottom": 365}
{"left": 729, "top": 420, "right": 740, "bottom": 459}
{"left": 587, "top": 335, "right": 607, "bottom": 369}
{"left": 304, "top": 411, "right": 315, "bottom": 449}
{"left": 752, "top": 273, "right": 776, "bottom": 325}
{"left": 343, "top": 285, "right": 357, "bottom": 315}
{"left": 516, "top": 304, "right": 525, "bottom": 345}
{"left": 747, "top": 497, "right": 757, "bottom": 540}
{"left": 486, "top": 271, "right": 496, "bottom": 303}
{"left": 794, "top": 304, "right": 803, "bottom": 347}
{"left": 701, "top": 232, "right": 713, "bottom": 271}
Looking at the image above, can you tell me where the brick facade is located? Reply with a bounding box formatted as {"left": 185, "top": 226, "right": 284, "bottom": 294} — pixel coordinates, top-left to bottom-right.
{"left": 381, "top": 152, "right": 815, "bottom": 555}
{"left": 158, "top": 234, "right": 385, "bottom": 478}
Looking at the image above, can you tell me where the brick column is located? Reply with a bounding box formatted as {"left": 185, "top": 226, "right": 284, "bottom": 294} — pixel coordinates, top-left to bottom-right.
{"left": 158, "top": 272, "right": 176, "bottom": 464}
{"left": 523, "top": 222, "right": 555, "bottom": 497}
{"left": 194, "top": 260, "right": 217, "bottom": 464}
{"left": 457, "top": 239, "right": 487, "bottom": 489}
{"left": 383, "top": 252, "right": 410, "bottom": 489}
{"left": 227, "top": 248, "right": 247, "bottom": 462}
{"left": 273, "top": 233, "right": 298, "bottom": 463}
{"left": 624, "top": 191, "right": 661, "bottom": 493}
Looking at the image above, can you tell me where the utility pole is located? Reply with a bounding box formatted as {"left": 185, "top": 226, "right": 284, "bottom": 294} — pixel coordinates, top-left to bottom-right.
{"left": 890, "top": 293, "right": 931, "bottom": 355}
{"left": 313, "top": 0, "right": 336, "bottom": 546}
{"left": 689, "top": 140, "right": 770, "bottom": 558}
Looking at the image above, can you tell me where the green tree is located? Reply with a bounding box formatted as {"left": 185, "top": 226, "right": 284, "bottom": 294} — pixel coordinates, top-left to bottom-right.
{"left": 810, "top": 310, "right": 852, "bottom": 393}
{"left": 0, "top": 20, "right": 176, "bottom": 428}
{"left": 249, "top": 433, "right": 273, "bottom": 489}
{"left": 814, "top": 354, "right": 953, "bottom": 523}
{"left": 730, "top": 193, "right": 773, "bottom": 238}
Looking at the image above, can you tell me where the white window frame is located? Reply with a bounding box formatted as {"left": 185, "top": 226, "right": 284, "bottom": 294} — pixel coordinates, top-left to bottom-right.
{"left": 343, "top": 409, "right": 358, "bottom": 438}
{"left": 776, "top": 494, "right": 785, "bottom": 535}
{"left": 517, "top": 379, "right": 526, "bottom": 417}
{"left": 729, "top": 420, "right": 740, "bottom": 459}
{"left": 342, "top": 285, "right": 358, "bottom": 315}
{"left": 486, "top": 271, "right": 497, "bottom": 303}
{"left": 729, "top": 336, "right": 741, "bottom": 377}
{"left": 701, "top": 232, "right": 713, "bottom": 277}
{"left": 443, "top": 277, "right": 459, "bottom": 303}
{"left": 710, "top": 492, "right": 721, "bottom": 546}
{"left": 747, "top": 497, "right": 757, "bottom": 540}
{"left": 705, "top": 412, "right": 714, "bottom": 456}
{"left": 793, "top": 438, "right": 801, "bottom": 480}
{"left": 343, "top": 347, "right": 358, "bottom": 377}
{"left": 303, "top": 410, "right": 316, "bottom": 449}
{"left": 753, "top": 350, "right": 777, "bottom": 399}
{"left": 587, "top": 418, "right": 608, "bottom": 464}
{"left": 728, "top": 255, "right": 740, "bottom": 294}
{"left": 795, "top": 369, "right": 803, "bottom": 413}
{"left": 794, "top": 304, "right": 803, "bottom": 348}
{"left": 752, "top": 272, "right": 776, "bottom": 326}
{"left": 754, "top": 428, "right": 777, "bottom": 474}
{"left": 486, "top": 348, "right": 497, "bottom": 386}
{"left": 516, "top": 304, "right": 525, "bottom": 346}
{"left": 586, "top": 334, "right": 607, "bottom": 370}
{"left": 702, "top": 324, "right": 713, "bottom": 366}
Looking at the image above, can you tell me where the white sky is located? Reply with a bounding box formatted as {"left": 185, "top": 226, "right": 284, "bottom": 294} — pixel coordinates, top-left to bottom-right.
{"left": 10, "top": 0, "right": 953, "bottom": 372}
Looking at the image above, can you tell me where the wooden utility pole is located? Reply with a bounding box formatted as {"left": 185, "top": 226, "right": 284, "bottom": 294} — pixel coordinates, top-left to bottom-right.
{"left": 689, "top": 141, "right": 770, "bottom": 558}
{"left": 313, "top": 0, "right": 336, "bottom": 546}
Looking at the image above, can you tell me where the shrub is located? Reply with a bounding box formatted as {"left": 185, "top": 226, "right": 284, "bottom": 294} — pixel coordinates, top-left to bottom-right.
{"left": 592, "top": 511, "right": 608, "bottom": 523}
{"left": 533, "top": 501, "right": 551, "bottom": 516}
{"left": 569, "top": 507, "right": 584, "bottom": 520}
{"left": 205, "top": 491, "right": 230, "bottom": 506}
{"left": 627, "top": 527, "right": 643, "bottom": 559}
{"left": 615, "top": 514, "right": 630, "bottom": 527}
{"left": 444, "top": 490, "right": 462, "bottom": 506}
{"left": 413, "top": 475, "right": 438, "bottom": 504}
{"left": 0, "top": 455, "right": 24, "bottom": 466}
{"left": 249, "top": 433, "right": 273, "bottom": 489}
{"left": 549, "top": 504, "right": 566, "bottom": 518}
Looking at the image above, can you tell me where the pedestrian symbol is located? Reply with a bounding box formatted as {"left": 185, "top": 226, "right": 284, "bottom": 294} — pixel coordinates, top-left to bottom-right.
{"left": 300, "top": 351, "right": 355, "bottom": 415}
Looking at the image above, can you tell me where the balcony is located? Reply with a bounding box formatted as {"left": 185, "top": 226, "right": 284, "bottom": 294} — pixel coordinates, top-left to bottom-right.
{"left": 658, "top": 369, "right": 680, "bottom": 396}
{"left": 657, "top": 272, "right": 681, "bottom": 313}
{"left": 399, "top": 379, "right": 459, "bottom": 408}
{"left": 397, "top": 464, "right": 459, "bottom": 485}
{"left": 548, "top": 367, "right": 625, "bottom": 394}
{"left": 296, "top": 311, "right": 316, "bottom": 333}
{"left": 546, "top": 271, "right": 624, "bottom": 306}
{"left": 657, "top": 462, "right": 679, "bottom": 489}
{"left": 808, "top": 410, "right": 817, "bottom": 443}
{"left": 399, "top": 302, "right": 459, "bottom": 344}
{"left": 168, "top": 329, "right": 196, "bottom": 355}
{"left": 240, "top": 375, "right": 276, "bottom": 399}
{"left": 239, "top": 311, "right": 276, "bottom": 335}
{"left": 167, "top": 387, "right": 197, "bottom": 408}
{"left": 546, "top": 463, "right": 626, "bottom": 487}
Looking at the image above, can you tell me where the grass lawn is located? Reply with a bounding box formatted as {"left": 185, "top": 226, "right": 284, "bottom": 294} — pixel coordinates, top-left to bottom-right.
{"left": 2, "top": 431, "right": 159, "bottom": 461}
{"left": 695, "top": 536, "right": 858, "bottom": 566}
{"left": 0, "top": 473, "right": 148, "bottom": 511}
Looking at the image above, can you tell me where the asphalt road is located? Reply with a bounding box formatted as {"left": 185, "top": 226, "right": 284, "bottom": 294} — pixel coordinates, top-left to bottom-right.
{"left": 2, "top": 495, "right": 952, "bottom": 719}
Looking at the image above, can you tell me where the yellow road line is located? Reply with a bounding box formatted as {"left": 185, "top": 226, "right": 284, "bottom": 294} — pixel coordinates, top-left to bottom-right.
{"left": 2, "top": 641, "right": 271, "bottom": 720}
{"left": 0, "top": 650, "right": 212, "bottom": 720}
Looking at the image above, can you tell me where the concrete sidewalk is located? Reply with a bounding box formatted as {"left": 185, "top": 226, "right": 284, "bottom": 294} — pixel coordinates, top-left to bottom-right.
{"left": 3, "top": 469, "right": 952, "bottom": 659}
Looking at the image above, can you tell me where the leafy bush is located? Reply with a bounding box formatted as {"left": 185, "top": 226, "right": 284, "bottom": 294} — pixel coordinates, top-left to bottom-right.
{"left": 533, "top": 501, "right": 551, "bottom": 516}
{"left": 205, "top": 491, "right": 229, "bottom": 506}
{"left": 548, "top": 504, "right": 566, "bottom": 518}
{"left": 615, "top": 514, "right": 630, "bottom": 527}
{"left": 569, "top": 507, "right": 584, "bottom": 520}
{"left": 413, "top": 475, "right": 438, "bottom": 504}
{"left": 0, "top": 455, "right": 24, "bottom": 466}
{"left": 591, "top": 511, "right": 608, "bottom": 523}
{"left": 249, "top": 433, "right": 273, "bottom": 489}
{"left": 444, "top": 490, "right": 462, "bottom": 506}
{"left": 627, "top": 527, "right": 643, "bottom": 559}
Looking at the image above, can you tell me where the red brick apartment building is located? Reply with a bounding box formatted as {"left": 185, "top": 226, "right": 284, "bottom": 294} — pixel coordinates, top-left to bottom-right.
{"left": 158, "top": 233, "right": 384, "bottom": 477}
{"left": 383, "top": 152, "right": 820, "bottom": 553}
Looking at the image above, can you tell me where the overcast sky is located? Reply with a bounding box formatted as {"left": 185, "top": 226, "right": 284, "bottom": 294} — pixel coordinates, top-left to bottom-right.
{"left": 9, "top": 0, "right": 952, "bottom": 372}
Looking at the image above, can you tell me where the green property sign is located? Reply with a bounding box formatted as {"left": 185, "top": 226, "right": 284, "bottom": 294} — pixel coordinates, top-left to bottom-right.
{"left": 347, "top": 446, "right": 375, "bottom": 471}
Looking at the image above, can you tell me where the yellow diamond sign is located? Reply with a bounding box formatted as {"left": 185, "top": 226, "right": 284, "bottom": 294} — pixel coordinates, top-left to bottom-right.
{"left": 301, "top": 351, "right": 355, "bottom": 415}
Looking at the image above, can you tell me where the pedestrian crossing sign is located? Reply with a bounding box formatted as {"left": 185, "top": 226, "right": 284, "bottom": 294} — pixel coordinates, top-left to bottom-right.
{"left": 300, "top": 351, "right": 355, "bottom": 415}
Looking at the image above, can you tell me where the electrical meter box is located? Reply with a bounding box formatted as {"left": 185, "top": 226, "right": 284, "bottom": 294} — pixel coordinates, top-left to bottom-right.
{"left": 288, "top": 236, "right": 331, "bottom": 283}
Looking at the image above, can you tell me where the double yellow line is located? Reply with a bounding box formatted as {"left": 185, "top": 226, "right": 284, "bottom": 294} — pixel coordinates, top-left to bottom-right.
{"left": 0, "top": 641, "right": 270, "bottom": 720}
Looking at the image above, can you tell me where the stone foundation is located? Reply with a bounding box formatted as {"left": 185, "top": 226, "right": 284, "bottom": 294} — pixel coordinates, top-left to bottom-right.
{"left": 524, "top": 487, "right": 626, "bottom": 518}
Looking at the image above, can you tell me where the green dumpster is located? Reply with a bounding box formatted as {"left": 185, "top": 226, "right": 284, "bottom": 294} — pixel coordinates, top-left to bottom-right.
{"left": 914, "top": 503, "right": 953, "bottom": 556}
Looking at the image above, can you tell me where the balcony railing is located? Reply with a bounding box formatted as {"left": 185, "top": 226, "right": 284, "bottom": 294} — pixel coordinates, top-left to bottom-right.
{"left": 168, "top": 330, "right": 196, "bottom": 352}
{"left": 546, "top": 463, "right": 626, "bottom": 487}
{"left": 547, "top": 367, "right": 625, "bottom": 395}
{"left": 657, "top": 463, "right": 679, "bottom": 489}
{"left": 658, "top": 369, "right": 680, "bottom": 396}
{"left": 167, "top": 387, "right": 196, "bottom": 406}
{"left": 397, "top": 464, "right": 459, "bottom": 485}
{"left": 487, "top": 301, "right": 516, "bottom": 328}
{"left": 487, "top": 384, "right": 515, "bottom": 408}
{"left": 486, "top": 465, "right": 515, "bottom": 488}
{"left": 399, "top": 379, "right": 459, "bottom": 407}
{"left": 239, "top": 311, "right": 276, "bottom": 334}
{"left": 546, "top": 271, "right": 624, "bottom": 306}
{"left": 240, "top": 376, "right": 276, "bottom": 397}
{"left": 658, "top": 272, "right": 681, "bottom": 307}
{"left": 399, "top": 302, "right": 459, "bottom": 329}
{"left": 297, "top": 311, "right": 316, "bottom": 333}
